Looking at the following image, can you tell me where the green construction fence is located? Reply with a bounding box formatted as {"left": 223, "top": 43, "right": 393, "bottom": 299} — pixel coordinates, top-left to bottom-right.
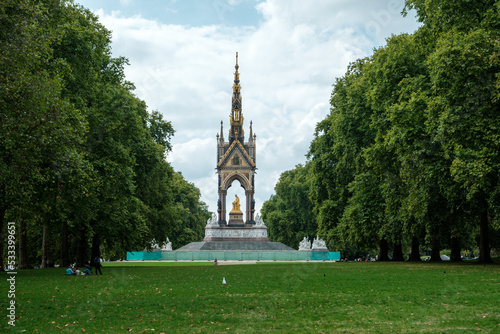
{"left": 126, "top": 251, "right": 341, "bottom": 261}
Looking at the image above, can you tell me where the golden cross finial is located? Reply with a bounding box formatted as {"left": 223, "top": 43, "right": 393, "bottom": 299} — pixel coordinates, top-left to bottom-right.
{"left": 235, "top": 52, "right": 239, "bottom": 70}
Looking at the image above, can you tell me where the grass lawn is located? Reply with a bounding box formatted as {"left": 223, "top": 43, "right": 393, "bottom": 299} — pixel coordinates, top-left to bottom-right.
{"left": 2, "top": 261, "right": 499, "bottom": 333}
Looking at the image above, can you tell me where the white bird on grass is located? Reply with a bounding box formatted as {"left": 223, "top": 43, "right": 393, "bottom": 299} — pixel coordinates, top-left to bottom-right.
{"left": 222, "top": 277, "right": 226, "bottom": 285}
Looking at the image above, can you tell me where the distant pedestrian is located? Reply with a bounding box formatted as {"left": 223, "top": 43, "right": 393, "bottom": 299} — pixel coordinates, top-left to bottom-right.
{"left": 214, "top": 258, "right": 218, "bottom": 265}
{"left": 94, "top": 256, "right": 103, "bottom": 275}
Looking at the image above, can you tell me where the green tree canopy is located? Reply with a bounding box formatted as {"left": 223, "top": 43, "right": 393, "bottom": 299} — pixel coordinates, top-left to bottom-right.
{"left": 1, "top": 0, "right": 208, "bottom": 268}
{"left": 262, "top": 163, "right": 316, "bottom": 249}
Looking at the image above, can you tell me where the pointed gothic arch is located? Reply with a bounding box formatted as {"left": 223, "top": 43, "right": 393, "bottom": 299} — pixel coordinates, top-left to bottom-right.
{"left": 222, "top": 173, "right": 250, "bottom": 192}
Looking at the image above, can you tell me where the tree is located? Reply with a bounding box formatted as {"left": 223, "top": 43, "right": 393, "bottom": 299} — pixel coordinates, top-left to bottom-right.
{"left": 1, "top": 0, "right": 191, "bottom": 268}
{"left": 427, "top": 29, "right": 499, "bottom": 263}
{"left": 361, "top": 33, "right": 430, "bottom": 262}
{"left": 168, "top": 172, "right": 211, "bottom": 250}
{"left": 308, "top": 59, "right": 376, "bottom": 251}
{"left": 43, "top": 1, "right": 178, "bottom": 264}
{"left": 339, "top": 172, "right": 387, "bottom": 260}
{"left": 131, "top": 110, "right": 176, "bottom": 253}
{"left": 261, "top": 163, "right": 316, "bottom": 249}
{"left": 406, "top": 0, "right": 500, "bottom": 263}
{"left": 0, "top": 0, "right": 86, "bottom": 268}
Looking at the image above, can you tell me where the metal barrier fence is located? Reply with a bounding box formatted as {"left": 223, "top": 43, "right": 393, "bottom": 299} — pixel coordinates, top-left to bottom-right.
{"left": 126, "top": 251, "right": 341, "bottom": 261}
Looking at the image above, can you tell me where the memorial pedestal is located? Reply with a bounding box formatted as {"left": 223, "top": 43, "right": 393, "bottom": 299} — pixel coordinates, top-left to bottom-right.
{"left": 203, "top": 224, "right": 269, "bottom": 242}
{"left": 228, "top": 211, "right": 244, "bottom": 226}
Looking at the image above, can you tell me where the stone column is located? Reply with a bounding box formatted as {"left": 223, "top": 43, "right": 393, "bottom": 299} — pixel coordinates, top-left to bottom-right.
{"left": 245, "top": 190, "right": 255, "bottom": 224}
{"left": 218, "top": 190, "right": 227, "bottom": 224}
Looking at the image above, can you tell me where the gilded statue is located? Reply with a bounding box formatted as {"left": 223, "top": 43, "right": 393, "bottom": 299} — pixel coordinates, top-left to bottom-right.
{"left": 231, "top": 194, "right": 241, "bottom": 213}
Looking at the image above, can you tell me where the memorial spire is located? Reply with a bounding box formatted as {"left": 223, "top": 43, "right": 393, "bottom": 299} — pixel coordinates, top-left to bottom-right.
{"left": 229, "top": 52, "right": 243, "bottom": 144}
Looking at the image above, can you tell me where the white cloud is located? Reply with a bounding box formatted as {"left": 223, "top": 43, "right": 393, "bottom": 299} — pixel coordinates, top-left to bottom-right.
{"left": 89, "top": 0, "right": 420, "bottom": 215}
{"left": 119, "top": 0, "right": 133, "bottom": 6}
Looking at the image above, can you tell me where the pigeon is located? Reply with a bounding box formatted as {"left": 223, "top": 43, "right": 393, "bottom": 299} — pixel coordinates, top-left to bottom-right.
{"left": 222, "top": 277, "right": 226, "bottom": 285}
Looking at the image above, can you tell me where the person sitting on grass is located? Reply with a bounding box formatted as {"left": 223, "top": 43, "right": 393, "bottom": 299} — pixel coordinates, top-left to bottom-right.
{"left": 83, "top": 262, "right": 93, "bottom": 275}
{"left": 70, "top": 264, "right": 82, "bottom": 275}
{"left": 66, "top": 264, "right": 79, "bottom": 275}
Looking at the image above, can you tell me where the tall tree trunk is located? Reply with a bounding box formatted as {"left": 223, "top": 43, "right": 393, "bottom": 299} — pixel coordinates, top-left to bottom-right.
{"left": 0, "top": 206, "right": 6, "bottom": 271}
{"left": 18, "top": 219, "right": 30, "bottom": 269}
{"left": 392, "top": 243, "right": 405, "bottom": 261}
{"left": 429, "top": 234, "right": 442, "bottom": 262}
{"left": 60, "top": 220, "right": 70, "bottom": 267}
{"left": 378, "top": 238, "right": 390, "bottom": 261}
{"left": 41, "top": 218, "right": 50, "bottom": 268}
{"left": 76, "top": 226, "right": 87, "bottom": 267}
{"left": 450, "top": 236, "right": 462, "bottom": 262}
{"left": 407, "top": 236, "right": 422, "bottom": 261}
{"left": 478, "top": 195, "right": 493, "bottom": 263}
{"left": 47, "top": 239, "right": 55, "bottom": 268}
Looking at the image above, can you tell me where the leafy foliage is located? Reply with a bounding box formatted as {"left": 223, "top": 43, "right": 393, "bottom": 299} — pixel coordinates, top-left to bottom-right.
{"left": 303, "top": 0, "right": 500, "bottom": 261}
{"left": 1, "top": 0, "right": 208, "bottom": 268}
{"left": 169, "top": 172, "right": 211, "bottom": 250}
{"left": 262, "top": 163, "right": 316, "bottom": 249}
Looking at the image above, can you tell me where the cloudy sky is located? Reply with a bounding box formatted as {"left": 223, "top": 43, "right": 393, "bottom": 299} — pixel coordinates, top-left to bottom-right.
{"left": 75, "top": 0, "right": 421, "bottom": 215}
